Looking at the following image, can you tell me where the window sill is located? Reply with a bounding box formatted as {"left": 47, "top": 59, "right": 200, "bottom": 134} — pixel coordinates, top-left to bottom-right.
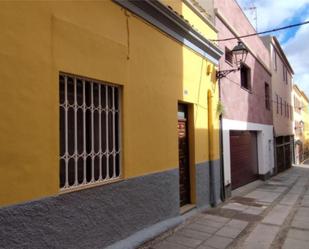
{"left": 224, "top": 60, "right": 234, "bottom": 67}
{"left": 59, "top": 176, "right": 123, "bottom": 195}
{"left": 240, "top": 86, "right": 252, "bottom": 94}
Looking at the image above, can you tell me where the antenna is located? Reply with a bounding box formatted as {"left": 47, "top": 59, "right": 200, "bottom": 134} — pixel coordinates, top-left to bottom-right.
{"left": 243, "top": 1, "right": 258, "bottom": 31}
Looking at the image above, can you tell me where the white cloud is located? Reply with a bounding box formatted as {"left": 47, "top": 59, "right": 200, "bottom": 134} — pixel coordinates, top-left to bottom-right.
{"left": 294, "top": 75, "right": 309, "bottom": 98}
{"left": 284, "top": 20, "right": 309, "bottom": 97}
{"left": 237, "top": 0, "right": 309, "bottom": 31}
{"left": 237, "top": 0, "right": 309, "bottom": 97}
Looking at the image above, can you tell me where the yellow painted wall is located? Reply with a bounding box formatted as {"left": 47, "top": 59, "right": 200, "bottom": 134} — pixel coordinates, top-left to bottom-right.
{"left": 0, "top": 0, "right": 220, "bottom": 206}
{"left": 160, "top": 0, "right": 217, "bottom": 41}
{"left": 301, "top": 95, "right": 309, "bottom": 151}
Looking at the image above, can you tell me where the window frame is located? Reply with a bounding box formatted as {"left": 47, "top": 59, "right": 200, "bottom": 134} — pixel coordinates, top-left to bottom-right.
{"left": 264, "top": 82, "right": 270, "bottom": 110}
{"left": 225, "top": 47, "right": 234, "bottom": 66}
{"left": 59, "top": 73, "right": 122, "bottom": 192}
{"left": 240, "top": 63, "right": 251, "bottom": 91}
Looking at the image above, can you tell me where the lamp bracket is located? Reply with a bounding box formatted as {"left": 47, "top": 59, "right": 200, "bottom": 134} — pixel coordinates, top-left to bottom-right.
{"left": 216, "top": 67, "right": 240, "bottom": 79}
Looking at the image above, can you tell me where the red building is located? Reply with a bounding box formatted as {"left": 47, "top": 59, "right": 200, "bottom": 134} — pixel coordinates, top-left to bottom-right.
{"left": 214, "top": 0, "right": 274, "bottom": 195}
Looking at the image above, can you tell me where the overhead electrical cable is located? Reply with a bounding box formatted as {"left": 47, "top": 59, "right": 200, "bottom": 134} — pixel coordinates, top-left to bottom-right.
{"left": 212, "top": 20, "right": 309, "bottom": 42}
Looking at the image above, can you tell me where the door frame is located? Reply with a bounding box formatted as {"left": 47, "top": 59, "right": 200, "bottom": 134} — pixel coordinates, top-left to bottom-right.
{"left": 177, "top": 102, "right": 196, "bottom": 206}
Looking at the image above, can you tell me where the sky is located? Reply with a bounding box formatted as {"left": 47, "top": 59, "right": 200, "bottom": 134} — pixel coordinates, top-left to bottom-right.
{"left": 237, "top": 0, "right": 309, "bottom": 98}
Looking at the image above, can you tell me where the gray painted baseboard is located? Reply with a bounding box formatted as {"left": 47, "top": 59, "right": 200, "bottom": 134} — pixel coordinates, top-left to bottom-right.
{"left": 195, "top": 160, "right": 222, "bottom": 208}
{"left": 0, "top": 160, "right": 224, "bottom": 249}
{"left": 0, "top": 169, "right": 179, "bottom": 249}
{"left": 195, "top": 161, "right": 210, "bottom": 208}
{"left": 210, "top": 159, "right": 222, "bottom": 206}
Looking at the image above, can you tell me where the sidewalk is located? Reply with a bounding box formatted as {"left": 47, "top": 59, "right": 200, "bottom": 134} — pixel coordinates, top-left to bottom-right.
{"left": 302, "top": 158, "right": 309, "bottom": 165}
{"left": 139, "top": 166, "right": 309, "bottom": 249}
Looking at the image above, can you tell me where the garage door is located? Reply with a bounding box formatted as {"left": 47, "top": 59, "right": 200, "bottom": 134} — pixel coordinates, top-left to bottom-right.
{"left": 230, "top": 131, "right": 259, "bottom": 190}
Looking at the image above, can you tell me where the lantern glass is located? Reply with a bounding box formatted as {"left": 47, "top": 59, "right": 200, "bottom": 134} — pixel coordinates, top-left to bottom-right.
{"left": 232, "top": 41, "right": 248, "bottom": 67}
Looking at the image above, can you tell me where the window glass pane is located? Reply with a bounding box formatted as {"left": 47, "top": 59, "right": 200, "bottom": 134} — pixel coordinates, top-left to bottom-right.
{"left": 102, "top": 155, "right": 107, "bottom": 179}
{"left": 76, "top": 79, "right": 83, "bottom": 106}
{"left": 115, "top": 112, "right": 119, "bottom": 151}
{"left": 60, "top": 159, "right": 66, "bottom": 188}
{"left": 67, "top": 77, "right": 74, "bottom": 105}
{"left": 93, "top": 83, "right": 99, "bottom": 107}
{"left": 101, "top": 85, "right": 106, "bottom": 109}
{"left": 60, "top": 107, "right": 66, "bottom": 156}
{"left": 86, "top": 157, "right": 92, "bottom": 183}
{"left": 68, "top": 107, "right": 75, "bottom": 156}
{"left": 108, "top": 86, "right": 113, "bottom": 108}
{"left": 59, "top": 76, "right": 65, "bottom": 104}
{"left": 68, "top": 159, "right": 75, "bottom": 186}
{"left": 240, "top": 64, "right": 250, "bottom": 90}
{"left": 94, "top": 156, "right": 100, "bottom": 181}
{"left": 85, "top": 109, "right": 92, "bottom": 154}
{"left": 85, "top": 81, "right": 92, "bottom": 107}
{"left": 108, "top": 112, "right": 113, "bottom": 150}
{"left": 101, "top": 110, "right": 107, "bottom": 153}
{"left": 115, "top": 153, "right": 120, "bottom": 177}
{"left": 77, "top": 109, "right": 84, "bottom": 154}
{"left": 109, "top": 156, "right": 114, "bottom": 178}
{"left": 114, "top": 87, "right": 119, "bottom": 110}
{"left": 93, "top": 110, "right": 100, "bottom": 153}
{"left": 225, "top": 47, "right": 233, "bottom": 64}
{"left": 77, "top": 157, "right": 84, "bottom": 184}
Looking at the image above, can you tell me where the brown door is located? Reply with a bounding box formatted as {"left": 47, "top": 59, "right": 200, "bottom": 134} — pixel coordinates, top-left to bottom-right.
{"left": 284, "top": 144, "right": 291, "bottom": 170}
{"left": 276, "top": 136, "right": 292, "bottom": 172}
{"left": 276, "top": 146, "right": 285, "bottom": 173}
{"left": 230, "top": 131, "right": 259, "bottom": 190}
{"left": 178, "top": 104, "right": 190, "bottom": 207}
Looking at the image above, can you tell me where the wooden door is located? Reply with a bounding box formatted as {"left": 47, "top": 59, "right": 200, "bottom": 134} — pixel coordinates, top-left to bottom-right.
{"left": 178, "top": 104, "right": 190, "bottom": 207}
{"left": 276, "top": 146, "right": 285, "bottom": 173}
{"left": 230, "top": 131, "right": 259, "bottom": 190}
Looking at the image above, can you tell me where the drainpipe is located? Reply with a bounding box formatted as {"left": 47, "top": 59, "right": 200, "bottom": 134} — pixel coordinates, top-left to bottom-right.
{"left": 208, "top": 91, "right": 215, "bottom": 207}
{"left": 218, "top": 74, "right": 226, "bottom": 202}
{"left": 208, "top": 87, "right": 225, "bottom": 207}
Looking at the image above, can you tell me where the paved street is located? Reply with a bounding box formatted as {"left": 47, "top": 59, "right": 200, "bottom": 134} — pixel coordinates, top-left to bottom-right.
{"left": 139, "top": 164, "right": 309, "bottom": 249}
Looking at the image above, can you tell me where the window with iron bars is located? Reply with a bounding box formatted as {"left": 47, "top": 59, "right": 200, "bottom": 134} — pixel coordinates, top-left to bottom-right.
{"left": 59, "top": 73, "right": 121, "bottom": 190}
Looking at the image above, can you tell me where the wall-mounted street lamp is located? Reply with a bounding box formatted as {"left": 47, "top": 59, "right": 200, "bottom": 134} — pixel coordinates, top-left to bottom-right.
{"left": 216, "top": 41, "right": 248, "bottom": 79}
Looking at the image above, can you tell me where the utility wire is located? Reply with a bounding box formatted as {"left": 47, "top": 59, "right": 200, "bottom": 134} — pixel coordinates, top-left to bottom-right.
{"left": 212, "top": 20, "right": 309, "bottom": 42}
{"left": 223, "top": 74, "right": 309, "bottom": 110}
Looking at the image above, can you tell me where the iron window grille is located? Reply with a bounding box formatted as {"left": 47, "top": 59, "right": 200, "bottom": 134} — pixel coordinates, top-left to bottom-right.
{"left": 59, "top": 73, "right": 121, "bottom": 190}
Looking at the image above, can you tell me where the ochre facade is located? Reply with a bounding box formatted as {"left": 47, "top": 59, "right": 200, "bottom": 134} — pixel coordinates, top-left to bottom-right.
{"left": 0, "top": 0, "right": 220, "bottom": 207}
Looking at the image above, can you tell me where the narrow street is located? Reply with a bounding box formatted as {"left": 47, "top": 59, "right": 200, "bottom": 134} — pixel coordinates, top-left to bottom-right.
{"left": 140, "top": 164, "right": 309, "bottom": 249}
